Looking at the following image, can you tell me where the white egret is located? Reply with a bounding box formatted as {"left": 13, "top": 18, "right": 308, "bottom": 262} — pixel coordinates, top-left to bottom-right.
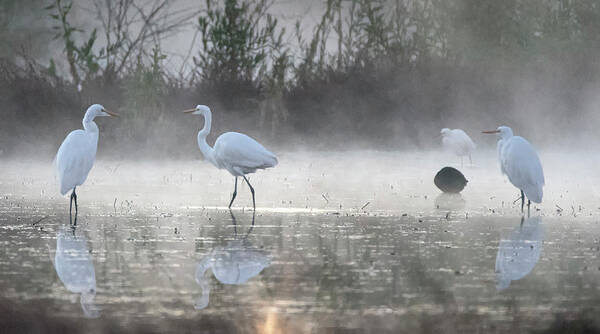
{"left": 440, "top": 128, "right": 476, "bottom": 166}
{"left": 54, "top": 104, "right": 118, "bottom": 220}
{"left": 183, "top": 105, "right": 278, "bottom": 210}
{"left": 483, "top": 126, "right": 544, "bottom": 212}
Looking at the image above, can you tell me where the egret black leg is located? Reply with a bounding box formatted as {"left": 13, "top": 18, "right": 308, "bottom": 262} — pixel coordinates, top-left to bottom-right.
{"left": 69, "top": 187, "right": 78, "bottom": 225}
{"left": 243, "top": 176, "right": 256, "bottom": 211}
{"left": 73, "top": 187, "right": 78, "bottom": 217}
{"left": 228, "top": 177, "right": 238, "bottom": 209}
{"left": 520, "top": 190, "right": 525, "bottom": 213}
{"left": 527, "top": 199, "right": 531, "bottom": 217}
{"left": 69, "top": 190, "right": 74, "bottom": 223}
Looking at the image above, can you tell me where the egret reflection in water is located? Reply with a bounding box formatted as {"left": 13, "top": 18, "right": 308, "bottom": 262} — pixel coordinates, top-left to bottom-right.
{"left": 194, "top": 212, "right": 271, "bottom": 310}
{"left": 495, "top": 216, "right": 543, "bottom": 291}
{"left": 49, "top": 224, "right": 100, "bottom": 318}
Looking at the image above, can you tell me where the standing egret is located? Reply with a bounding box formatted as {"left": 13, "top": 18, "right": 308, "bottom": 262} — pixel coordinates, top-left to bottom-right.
{"left": 440, "top": 128, "right": 476, "bottom": 166}
{"left": 182, "top": 105, "right": 278, "bottom": 210}
{"left": 483, "top": 126, "right": 544, "bottom": 212}
{"left": 55, "top": 104, "right": 118, "bottom": 220}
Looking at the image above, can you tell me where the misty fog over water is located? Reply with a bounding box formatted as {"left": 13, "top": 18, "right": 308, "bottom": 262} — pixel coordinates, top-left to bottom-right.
{"left": 2, "top": 150, "right": 600, "bottom": 332}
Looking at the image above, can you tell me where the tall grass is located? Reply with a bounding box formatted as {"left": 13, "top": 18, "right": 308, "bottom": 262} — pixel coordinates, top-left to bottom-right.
{"left": 2, "top": 0, "right": 600, "bottom": 158}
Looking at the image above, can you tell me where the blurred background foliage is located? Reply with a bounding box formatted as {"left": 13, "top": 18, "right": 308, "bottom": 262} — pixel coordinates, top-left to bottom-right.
{"left": 1, "top": 0, "right": 600, "bottom": 158}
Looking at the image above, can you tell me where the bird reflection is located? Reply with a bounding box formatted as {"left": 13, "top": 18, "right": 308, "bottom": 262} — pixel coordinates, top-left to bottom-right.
{"left": 434, "top": 193, "right": 466, "bottom": 210}
{"left": 194, "top": 211, "right": 271, "bottom": 310}
{"left": 495, "top": 216, "right": 543, "bottom": 291}
{"left": 50, "top": 224, "right": 100, "bottom": 318}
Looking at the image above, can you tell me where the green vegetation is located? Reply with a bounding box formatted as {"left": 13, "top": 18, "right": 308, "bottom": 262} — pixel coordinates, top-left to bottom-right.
{"left": 2, "top": 0, "right": 600, "bottom": 157}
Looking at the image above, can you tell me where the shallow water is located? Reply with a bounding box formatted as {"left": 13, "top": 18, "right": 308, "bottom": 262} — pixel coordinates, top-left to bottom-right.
{"left": 1, "top": 151, "right": 600, "bottom": 333}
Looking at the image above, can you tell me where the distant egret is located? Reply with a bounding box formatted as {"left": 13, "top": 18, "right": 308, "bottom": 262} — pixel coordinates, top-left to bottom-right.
{"left": 483, "top": 126, "right": 544, "bottom": 212}
{"left": 55, "top": 104, "right": 118, "bottom": 220}
{"left": 440, "top": 128, "right": 476, "bottom": 166}
{"left": 183, "top": 105, "right": 278, "bottom": 210}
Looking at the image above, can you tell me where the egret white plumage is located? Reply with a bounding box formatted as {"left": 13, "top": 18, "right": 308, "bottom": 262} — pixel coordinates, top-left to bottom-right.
{"left": 55, "top": 104, "right": 118, "bottom": 220}
{"left": 183, "top": 105, "right": 278, "bottom": 210}
{"left": 483, "top": 126, "right": 544, "bottom": 212}
{"left": 440, "top": 128, "right": 476, "bottom": 166}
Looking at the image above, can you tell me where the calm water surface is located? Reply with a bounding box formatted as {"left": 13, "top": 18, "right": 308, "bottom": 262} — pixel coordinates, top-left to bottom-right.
{"left": 1, "top": 151, "right": 599, "bottom": 333}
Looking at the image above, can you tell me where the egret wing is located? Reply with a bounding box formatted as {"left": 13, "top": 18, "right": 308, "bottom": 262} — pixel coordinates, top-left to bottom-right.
{"left": 501, "top": 137, "right": 545, "bottom": 202}
{"left": 450, "top": 129, "right": 475, "bottom": 155}
{"left": 55, "top": 130, "right": 97, "bottom": 195}
{"left": 214, "top": 132, "right": 278, "bottom": 173}
{"left": 454, "top": 129, "right": 476, "bottom": 150}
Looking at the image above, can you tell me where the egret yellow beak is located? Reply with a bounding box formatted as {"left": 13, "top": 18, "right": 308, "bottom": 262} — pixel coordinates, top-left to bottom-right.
{"left": 482, "top": 130, "right": 500, "bottom": 134}
{"left": 182, "top": 108, "right": 197, "bottom": 114}
{"left": 104, "top": 109, "right": 119, "bottom": 117}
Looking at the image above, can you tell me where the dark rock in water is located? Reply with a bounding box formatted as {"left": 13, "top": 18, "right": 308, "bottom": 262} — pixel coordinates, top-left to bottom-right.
{"left": 434, "top": 167, "right": 468, "bottom": 193}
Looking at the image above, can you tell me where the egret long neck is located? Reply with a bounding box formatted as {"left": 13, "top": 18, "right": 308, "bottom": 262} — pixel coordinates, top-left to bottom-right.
{"left": 497, "top": 129, "right": 513, "bottom": 157}
{"left": 197, "top": 111, "right": 218, "bottom": 167}
{"left": 82, "top": 111, "right": 99, "bottom": 134}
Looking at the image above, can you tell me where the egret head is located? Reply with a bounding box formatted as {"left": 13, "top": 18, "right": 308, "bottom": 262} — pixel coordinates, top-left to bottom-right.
{"left": 482, "top": 126, "right": 513, "bottom": 139}
{"left": 86, "top": 104, "right": 119, "bottom": 117}
{"left": 440, "top": 128, "right": 451, "bottom": 137}
{"left": 182, "top": 104, "right": 211, "bottom": 116}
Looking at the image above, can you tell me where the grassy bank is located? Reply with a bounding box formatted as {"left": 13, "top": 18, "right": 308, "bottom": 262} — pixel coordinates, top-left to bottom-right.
{"left": 2, "top": 0, "right": 600, "bottom": 158}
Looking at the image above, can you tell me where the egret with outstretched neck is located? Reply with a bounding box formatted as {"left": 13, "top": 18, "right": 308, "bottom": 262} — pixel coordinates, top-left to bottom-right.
{"left": 483, "top": 126, "right": 544, "bottom": 212}
{"left": 183, "top": 105, "right": 278, "bottom": 210}
{"left": 55, "top": 104, "right": 118, "bottom": 221}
